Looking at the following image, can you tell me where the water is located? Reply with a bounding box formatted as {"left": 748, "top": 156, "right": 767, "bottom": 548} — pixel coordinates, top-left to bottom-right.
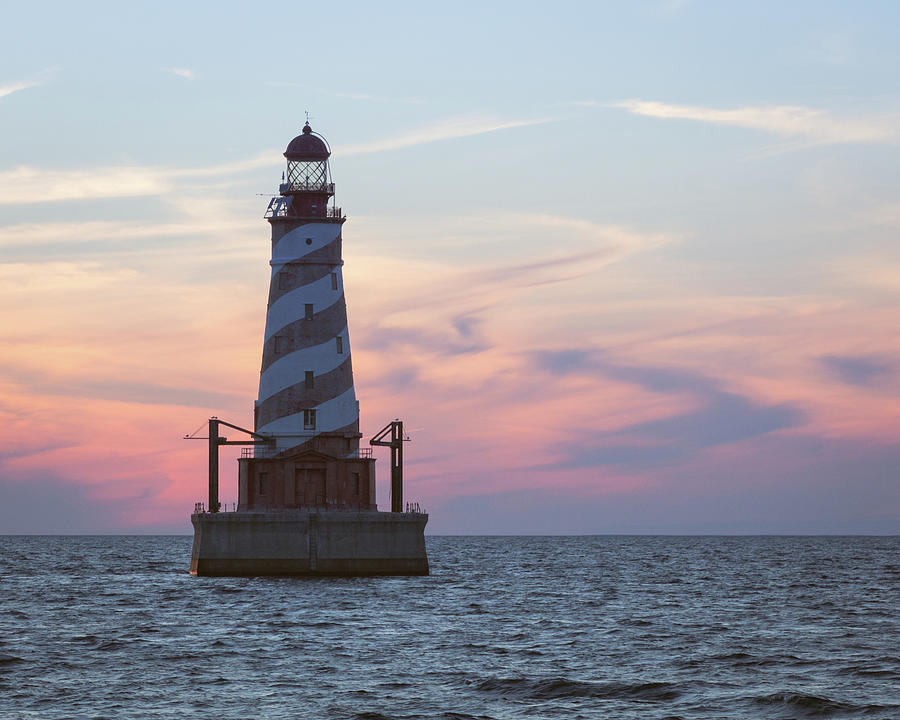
{"left": 0, "top": 536, "right": 897, "bottom": 719}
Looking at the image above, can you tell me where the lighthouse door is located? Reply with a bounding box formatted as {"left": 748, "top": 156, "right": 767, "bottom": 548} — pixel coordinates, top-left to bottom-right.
{"left": 307, "top": 468, "right": 326, "bottom": 507}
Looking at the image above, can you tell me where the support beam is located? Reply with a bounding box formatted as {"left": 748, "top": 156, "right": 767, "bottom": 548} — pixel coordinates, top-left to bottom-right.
{"left": 201, "top": 416, "right": 273, "bottom": 514}
{"left": 209, "top": 418, "right": 219, "bottom": 513}
{"left": 371, "top": 420, "right": 407, "bottom": 513}
{"left": 392, "top": 422, "right": 403, "bottom": 513}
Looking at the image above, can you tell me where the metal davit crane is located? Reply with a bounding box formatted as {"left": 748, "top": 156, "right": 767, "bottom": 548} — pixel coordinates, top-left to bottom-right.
{"left": 184, "top": 417, "right": 274, "bottom": 513}
{"left": 369, "top": 420, "right": 410, "bottom": 513}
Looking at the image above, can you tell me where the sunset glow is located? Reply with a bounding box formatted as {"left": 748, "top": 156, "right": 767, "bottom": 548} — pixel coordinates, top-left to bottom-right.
{"left": 2, "top": 2, "right": 898, "bottom": 534}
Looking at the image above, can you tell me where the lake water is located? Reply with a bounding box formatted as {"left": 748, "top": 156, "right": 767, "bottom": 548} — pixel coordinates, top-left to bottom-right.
{"left": 1, "top": 535, "right": 898, "bottom": 719}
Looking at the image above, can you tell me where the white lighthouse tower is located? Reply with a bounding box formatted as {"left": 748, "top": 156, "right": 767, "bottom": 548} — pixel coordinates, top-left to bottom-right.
{"left": 254, "top": 122, "right": 360, "bottom": 456}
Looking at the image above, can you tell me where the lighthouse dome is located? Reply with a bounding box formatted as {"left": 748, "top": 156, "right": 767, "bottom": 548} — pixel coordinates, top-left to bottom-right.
{"left": 284, "top": 123, "right": 331, "bottom": 160}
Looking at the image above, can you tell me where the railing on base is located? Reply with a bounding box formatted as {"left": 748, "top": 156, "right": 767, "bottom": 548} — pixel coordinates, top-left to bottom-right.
{"left": 241, "top": 445, "right": 278, "bottom": 459}
{"left": 194, "top": 501, "right": 238, "bottom": 514}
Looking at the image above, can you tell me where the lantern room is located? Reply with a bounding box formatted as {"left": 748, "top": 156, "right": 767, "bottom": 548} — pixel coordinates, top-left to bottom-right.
{"left": 270, "top": 122, "right": 338, "bottom": 219}
{"left": 281, "top": 122, "right": 334, "bottom": 195}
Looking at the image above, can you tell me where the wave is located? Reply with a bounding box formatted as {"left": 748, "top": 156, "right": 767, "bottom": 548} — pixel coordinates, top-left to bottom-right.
{"left": 837, "top": 664, "right": 899, "bottom": 679}
{"left": 710, "top": 651, "right": 779, "bottom": 667}
{"left": 753, "top": 691, "right": 861, "bottom": 716}
{"left": 473, "top": 676, "right": 682, "bottom": 702}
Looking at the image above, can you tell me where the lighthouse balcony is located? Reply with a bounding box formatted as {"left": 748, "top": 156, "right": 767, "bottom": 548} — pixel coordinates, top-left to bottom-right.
{"left": 265, "top": 195, "right": 344, "bottom": 220}
{"left": 279, "top": 181, "right": 335, "bottom": 195}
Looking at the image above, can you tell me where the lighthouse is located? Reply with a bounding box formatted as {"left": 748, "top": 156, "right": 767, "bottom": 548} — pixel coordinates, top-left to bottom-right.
{"left": 237, "top": 122, "right": 373, "bottom": 511}
{"left": 255, "top": 122, "right": 360, "bottom": 456}
{"left": 189, "top": 123, "right": 428, "bottom": 576}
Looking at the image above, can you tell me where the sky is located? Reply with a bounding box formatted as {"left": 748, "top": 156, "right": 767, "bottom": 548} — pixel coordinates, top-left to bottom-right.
{"left": 1, "top": 1, "right": 899, "bottom": 534}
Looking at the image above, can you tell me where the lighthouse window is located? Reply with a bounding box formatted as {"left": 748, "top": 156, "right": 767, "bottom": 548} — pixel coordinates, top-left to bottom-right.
{"left": 258, "top": 472, "right": 268, "bottom": 496}
{"left": 305, "top": 303, "right": 314, "bottom": 320}
{"left": 336, "top": 336, "right": 343, "bottom": 354}
{"left": 303, "top": 409, "right": 317, "bottom": 430}
{"left": 305, "top": 371, "right": 314, "bottom": 389}
{"left": 273, "top": 335, "right": 283, "bottom": 354}
{"left": 331, "top": 272, "right": 338, "bottom": 290}
{"left": 351, "top": 472, "right": 360, "bottom": 495}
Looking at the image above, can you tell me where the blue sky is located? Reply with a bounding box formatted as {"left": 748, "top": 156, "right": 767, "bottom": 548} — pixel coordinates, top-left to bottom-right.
{"left": 1, "top": 1, "right": 899, "bottom": 533}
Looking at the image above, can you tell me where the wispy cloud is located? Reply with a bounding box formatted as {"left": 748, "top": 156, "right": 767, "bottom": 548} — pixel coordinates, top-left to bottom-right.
{"left": 0, "top": 68, "right": 58, "bottom": 100}
{"left": 820, "top": 354, "right": 893, "bottom": 387}
{"left": 0, "top": 79, "right": 39, "bottom": 100}
{"left": 532, "top": 354, "right": 804, "bottom": 470}
{"left": 612, "top": 99, "right": 899, "bottom": 145}
{"left": 339, "top": 115, "right": 555, "bottom": 155}
{"left": 169, "top": 150, "right": 279, "bottom": 178}
{"left": 170, "top": 67, "right": 196, "bottom": 79}
{"left": 17, "top": 373, "right": 243, "bottom": 408}
{"left": 0, "top": 114, "right": 555, "bottom": 204}
{"left": 0, "top": 260, "right": 138, "bottom": 292}
{"left": 0, "top": 165, "right": 172, "bottom": 205}
{"left": 347, "top": 212, "right": 673, "bottom": 375}
{"left": 348, "top": 212, "right": 672, "bottom": 316}
{"left": 0, "top": 150, "right": 281, "bottom": 206}
{"left": 0, "top": 217, "right": 259, "bottom": 249}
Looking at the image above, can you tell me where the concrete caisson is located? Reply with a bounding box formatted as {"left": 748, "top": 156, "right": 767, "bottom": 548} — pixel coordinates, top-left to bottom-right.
{"left": 190, "top": 511, "right": 429, "bottom": 576}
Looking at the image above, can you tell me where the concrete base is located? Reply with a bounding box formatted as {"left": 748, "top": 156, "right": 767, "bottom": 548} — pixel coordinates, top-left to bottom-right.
{"left": 190, "top": 510, "right": 428, "bottom": 576}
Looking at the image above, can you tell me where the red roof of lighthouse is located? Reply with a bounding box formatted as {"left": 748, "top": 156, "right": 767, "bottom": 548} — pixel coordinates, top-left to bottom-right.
{"left": 284, "top": 122, "right": 331, "bottom": 160}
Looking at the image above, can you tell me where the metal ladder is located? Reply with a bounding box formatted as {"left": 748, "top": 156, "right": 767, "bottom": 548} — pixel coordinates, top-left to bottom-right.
{"left": 308, "top": 516, "right": 318, "bottom": 571}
